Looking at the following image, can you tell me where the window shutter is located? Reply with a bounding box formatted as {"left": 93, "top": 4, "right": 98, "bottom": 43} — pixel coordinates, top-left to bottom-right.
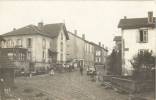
{"left": 146, "top": 31, "right": 148, "bottom": 42}
{"left": 136, "top": 30, "right": 140, "bottom": 43}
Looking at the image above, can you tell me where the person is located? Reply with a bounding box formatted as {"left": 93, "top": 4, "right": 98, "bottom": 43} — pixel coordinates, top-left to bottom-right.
{"left": 0, "top": 78, "right": 5, "bottom": 100}
{"left": 80, "top": 66, "right": 83, "bottom": 75}
{"left": 49, "top": 67, "right": 54, "bottom": 76}
{"left": 49, "top": 64, "right": 54, "bottom": 76}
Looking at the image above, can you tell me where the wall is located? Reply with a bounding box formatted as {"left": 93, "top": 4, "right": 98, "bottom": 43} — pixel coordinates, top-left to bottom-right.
{"left": 84, "top": 42, "right": 94, "bottom": 67}
{"left": 123, "top": 28, "right": 156, "bottom": 75}
{"left": 57, "top": 30, "right": 67, "bottom": 63}
{"left": 66, "top": 32, "right": 85, "bottom": 62}
{"left": 2, "top": 34, "right": 55, "bottom": 70}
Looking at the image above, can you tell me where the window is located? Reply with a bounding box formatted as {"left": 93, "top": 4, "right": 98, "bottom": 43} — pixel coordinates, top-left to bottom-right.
{"left": 42, "top": 39, "right": 46, "bottom": 49}
{"left": 42, "top": 51, "right": 46, "bottom": 62}
{"left": 61, "top": 42, "right": 63, "bottom": 52}
{"left": 96, "top": 51, "right": 101, "bottom": 56}
{"left": 16, "top": 39, "right": 22, "bottom": 47}
{"left": 138, "top": 29, "right": 148, "bottom": 43}
{"left": 138, "top": 49, "right": 148, "bottom": 55}
{"left": 7, "top": 39, "right": 14, "bottom": 48}
{"left": 27, "top": 38, "right": 32, "bottom": 48}
{"left": 43, "top": 51, "right": 45, "bottom": 58}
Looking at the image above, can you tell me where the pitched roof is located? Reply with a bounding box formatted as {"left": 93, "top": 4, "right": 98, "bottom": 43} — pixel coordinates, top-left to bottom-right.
{"left": 89, "top": 42, "right": 108, "bottom": 52}
{"left": 113, "top": 36, "right": 121, "bottom": 41}
{"left": 118, "top": 17, "right": 156, "bottom": 29}
{"left": 67, "top": 31, "right": 85, "bottom": 41}
{"left": 2, "top": 23, "right": 69, "bottom": 40}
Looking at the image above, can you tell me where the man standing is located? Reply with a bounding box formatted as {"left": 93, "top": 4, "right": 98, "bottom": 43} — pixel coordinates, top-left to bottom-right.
{"left": 79, "top": 60, "right": 84, "bottom": 75}
{"left": 0, "top": 78, "right": 5, "bottom": 100}
{"left": 80, "top": 66, "right": 83, "bottom": 75}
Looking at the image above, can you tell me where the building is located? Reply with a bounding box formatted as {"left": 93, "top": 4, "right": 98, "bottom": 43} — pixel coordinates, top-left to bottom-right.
{"left": 90, "top": 42, "right": 108, "bottom": 66}
{"left": 67, "top": 31, "right": 93, "bottom": 67}
{"left": 66, "top": 31, "right": 85, "bottom": 63}
{"left": 113, "top": 36, "right": 121, "bottom": 51}
{"left": 118, "top": 11, "right": 156, "bottom": 75}
{"left": 84, "top": 40, "right": 95, "bottom": 67}
{"left": 67, "top": 31, "right": 108, "bottom": 68}
{"left": 1, "top": 22, "right": 69, "bottom": 72}
{"left": 90, "top": 42, "right": 108, "bottom": 76}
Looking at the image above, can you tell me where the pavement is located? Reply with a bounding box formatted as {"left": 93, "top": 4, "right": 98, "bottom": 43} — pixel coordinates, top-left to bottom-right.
{"left": 13, "top": 70, "right": 154, "bottom": 100}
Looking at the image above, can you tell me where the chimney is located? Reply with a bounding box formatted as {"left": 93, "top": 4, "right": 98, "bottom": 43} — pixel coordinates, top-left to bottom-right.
{"left": 38, "top": 22, "right": 44, "bottom": 29}
{"left": 148, "top": 11, "right": 153, "bottom": 24}
{"left": 74, "top": 30, "right": 77, "bottom": 35}
{"left": 82, "top": 34, "right": 85, "bottom": 39}
{"left": 102, "top": 44, "right": 104, "bottom": 48}
{"left": 99, "top": 42, "right": 101, "bottom": 46}
{"left": 124, "top": 16, "right": 127, "bottom": 19}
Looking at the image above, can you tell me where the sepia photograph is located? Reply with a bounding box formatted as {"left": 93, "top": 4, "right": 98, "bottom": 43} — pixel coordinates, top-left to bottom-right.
{"left": 0, "top": 0, "right": 155, "bottom": 100}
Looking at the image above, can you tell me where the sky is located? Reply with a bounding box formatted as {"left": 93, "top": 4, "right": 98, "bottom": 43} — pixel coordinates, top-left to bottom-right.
{"left": 0, "top": 1, "right": 156, "bottom": 52}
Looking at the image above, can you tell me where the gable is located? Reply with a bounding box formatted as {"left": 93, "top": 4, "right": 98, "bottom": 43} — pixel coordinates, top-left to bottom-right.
{"left": 2, "top": 23, "right": 69, "bottom": 40}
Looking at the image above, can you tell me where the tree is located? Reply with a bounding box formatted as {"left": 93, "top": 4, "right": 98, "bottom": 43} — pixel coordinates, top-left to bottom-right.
{"left": 107, "top": 49, "right": 122, "bottom": 75}
{"left": 130, "top": 51, "right": 155, "bottom": 80}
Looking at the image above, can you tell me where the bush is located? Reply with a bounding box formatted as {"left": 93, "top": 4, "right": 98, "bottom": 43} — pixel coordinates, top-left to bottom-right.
{"left": 130, "top": 51, "right": 155, "bottom": 80}
{"left": 107, "top": 49, "right": 122, "bottom": 75}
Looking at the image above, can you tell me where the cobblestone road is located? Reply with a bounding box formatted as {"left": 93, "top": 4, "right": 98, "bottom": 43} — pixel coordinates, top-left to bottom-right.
{"left": 15, "top": 71, "right": 130, "bottom": 100}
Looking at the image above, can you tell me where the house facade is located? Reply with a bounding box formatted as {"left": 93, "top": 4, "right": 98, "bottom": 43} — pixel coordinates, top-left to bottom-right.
{"left": 66, "top": 31, "right": 108, "bottom": 68}
{"left": 1, "top": 22, "right": 69, "bottom": 72}
{"left": 90, "top": 42, "right": 108, "bottom": 66}
{"left": 118, "top": 11, "right": 156, "bottom": 75}
{"left": 66, "top": 31, "right": 93, "bottom": 67}
{"left": 66, "top": 31, "right": 85, "bottom": 63}
{"left": 84, "top": 41, "right": 95, "bottom": 67}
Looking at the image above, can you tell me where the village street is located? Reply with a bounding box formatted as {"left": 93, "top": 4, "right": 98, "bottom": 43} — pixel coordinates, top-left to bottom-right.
{"left": 14, "top": 70, "right": 129, "bottom": 100}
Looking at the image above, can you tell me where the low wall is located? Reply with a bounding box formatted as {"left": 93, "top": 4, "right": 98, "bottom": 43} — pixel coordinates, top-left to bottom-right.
{"left": 102, "top": 75, "right": 118, "bottom": 82}
{"left": 101, "top": 75, "right": 154, "bottom": 93}
{"left": 111, "top": 77, "right": 154, "bottom": 93}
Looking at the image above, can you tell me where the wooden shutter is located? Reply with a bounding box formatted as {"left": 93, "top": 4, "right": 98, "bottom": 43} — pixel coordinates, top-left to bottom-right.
{"left": 136, "top": 30, "right": 140, "bottom": 43}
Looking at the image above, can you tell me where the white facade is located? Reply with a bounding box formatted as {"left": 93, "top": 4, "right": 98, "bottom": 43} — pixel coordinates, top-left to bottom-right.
{"left": 2, "top": 30, "right": 67, "bottom": 69}
{"left": 57, "top": 30, "right": 67, "bottom": 63}
{"left": 122, "top": 27, "right": 156, "bottom": 75}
